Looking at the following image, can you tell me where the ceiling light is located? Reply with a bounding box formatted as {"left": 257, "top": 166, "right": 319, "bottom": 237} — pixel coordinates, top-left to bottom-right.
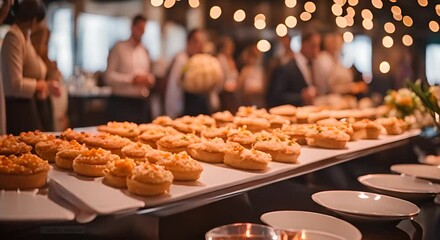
{"left": 402, "top": 35, "right": 413, "bottom": 46}
{"left": 285, "top": 16, "right": 298, "bottom": 28}
{"left": 210, "top": 6, "right": 222, "bottom": 19}
{"left": 304, "top": 2, "right": 316, "bottom": 13}
{"left": 300, "top": 12, "right": 312, "bottom": 21}
{"left": 382, "top": 36, "right": 394, "bottom": 48}
{"left": 151, "top": 0, "right": 163, "bottom": 7}
{"left": 343, "top": 31, "right": 354, "bottom": 42}
{"left": 257, "top": 39, "right": 271, "bottom": 52}
{"left": 380, "top": 61, "right": 390, "bottom": 73}
{"left": 188, "top": 0, "right": 199, "bottom": 8}
{"left": 285, "top": 0, "right": 297, "bottom": 8}
{"left": 233, "top": 9, "right": 246, "bottom": 22}
{"left": 384, "top": 22, "right": 395, "bottom": 33}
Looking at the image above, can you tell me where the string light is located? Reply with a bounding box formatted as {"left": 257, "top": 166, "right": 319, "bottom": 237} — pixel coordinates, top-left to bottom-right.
{"left": 429, "top": 21, "right": 440, "bottom": 32}
{"left": 436, "top": 4, "right": 440, "bottom": 17}
{"left": 343, "top": 31, "right": 354, "bottom": 42}
{"left": 348, "top": 0, "right": 358, "bottom": 6}
{"left": 362, "top": 19, "right": 373, "bottom": 30}
{"left": 257, "top": 39, "right": 271, "bottom": 52}
{"left": 391, "top": 6, "right": 401, "bottom": 15}
{"left": 151, "top": 0, "right": 163, "bottom": 7}
{"left": 331, "top": 4, "right": 343, "bottom": 16}
{"left": 402, "top": 35, "right": 413, "bottom": 46}
{"left": 285, "top": 0, "right": 297, "bottom": 8}
{"left": 254, "top": 19, "right": 266, "bottom": 30}
{"left": 372, "top": 0, "right": 383, "bottom": 9}
{"left": 380, "top": 61, "right": 390, "bottom": 73}
{"left": 418, "top": 0, "right": 428, "bottom": 7}
{"left": 300, "top": 12, "right": 312, "bottom": 21}
{"left": 361, "top": 9, "right": 373, "bottom": 20}
{"left": 233, "top": 9, "right": 246, "bottom": 22}
{"left": 345, "top": 16, "right": 354, "bottom": 26}
{"left": 346, "top": 7, "right": 356, "bottom": 17}
{"left": 403, "top": 16, "right": 413, "bottom": 27}
{"left": 382, "top": 36, "right": 394, "bottom": 48}
{"left": 188, "top": 0, "right": 199, "bottom": 8}
{"left": 254, "top": 14, "right": 266, "bottom": 21}
{"left": 285, "top": 16, "right": 298, "bottom": 28}
{"left": 393, "top": 14, "right": 402, "bottom": 21}
{"left": 336, "top": 16, "right": 347, "bottom": 28}
{"left": 210, "top": 6, "right": 222, "bottom": 19}
{"left": 384, "top": 22, "right": 395, "bottom": 34}
{"left": 276, "top": 24, "right": 288, "bottom": 37}
{"left": 304, "top": 2, "right": 316, "bottom": 13}
{"left": 333, "top": 0, "right": 346, "bottom": 5}
{"left": 163, "top": 0, "right": 175, "bottom": 8}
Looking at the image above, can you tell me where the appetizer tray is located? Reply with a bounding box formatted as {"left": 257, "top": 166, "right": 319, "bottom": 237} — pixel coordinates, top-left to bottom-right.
{"left": 47, "top": 128, "right": 420, "bottom": 219}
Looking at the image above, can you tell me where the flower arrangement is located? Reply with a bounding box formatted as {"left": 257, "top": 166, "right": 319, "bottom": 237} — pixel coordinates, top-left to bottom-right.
{"left": 408, "top": 80, "right": 440, "bottom": 127}
{"left": 384, "top": 88, "right": 422, "bottom": 118}
{"left": 181, "top": 54, "right": 223, "bottom": 94}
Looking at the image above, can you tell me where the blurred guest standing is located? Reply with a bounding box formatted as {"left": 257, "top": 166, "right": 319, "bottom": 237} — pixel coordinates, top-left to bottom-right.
{"left": 31, "top": 21, "right": 68, "bottom": 131}
{"left": 1, "top": 0, "right": 50, "bottom": 135}
{"left": 0, "top": 0, "right": 12, "bottom": 135}
{"left": 266, "top": 35, "right": 295, "bottom": 107}
{"left": 164, "top": 29, "right": 206, "bottom": 118}
{"left": 266, "top": 30, "right": 321, "bottom": 107}
{"left": 315, "top": 32, "right": 366, "bottom": 96}
{"left": 237, "top": 45, "right": 265, "bottom": 108}
{"left": 216, "top": 36, "right": 239, "bottom": 112}
{"left": 104, "top": 14, "right": 155, "bottom": 124}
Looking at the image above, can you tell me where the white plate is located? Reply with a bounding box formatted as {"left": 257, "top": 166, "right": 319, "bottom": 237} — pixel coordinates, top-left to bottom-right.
{"left": 260, "top": 211, "right": 361, "bottom": 240}
{"left": 0, "top": 190, "right": 75, "bottom": 221}
{"left": 358, "top": 174, "right": 440, "bottom": 200}
{"left": 391, "top": 164, "right": 440, "bottom": 183}
{"left": 312, "top": 191, "right": 420, "bottom": 221}
{"left": 49, "top": 170, "right": 145, "bottom": 215}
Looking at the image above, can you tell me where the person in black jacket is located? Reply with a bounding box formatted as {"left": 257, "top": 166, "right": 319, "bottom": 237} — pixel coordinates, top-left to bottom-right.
{"left": 266, "top": 30, "right": 321, "bottom": 107}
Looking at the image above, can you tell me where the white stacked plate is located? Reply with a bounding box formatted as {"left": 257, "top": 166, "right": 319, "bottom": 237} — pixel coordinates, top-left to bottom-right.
{"left": 312, "top": 190, "right": 420, "bottom": 222}
{"left": 391, "top": 164, "right": 440, "bottom": 183}
{"left": 260, "top": 211, "right": 362, "bottom": 240}
{"left": 358, "top": 174, "right": 440, "bottom": 200}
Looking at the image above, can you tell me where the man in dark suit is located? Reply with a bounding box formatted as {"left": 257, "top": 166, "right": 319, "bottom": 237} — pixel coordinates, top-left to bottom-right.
{"left": 266, "top": 30, "right": 321, "bottom": 107}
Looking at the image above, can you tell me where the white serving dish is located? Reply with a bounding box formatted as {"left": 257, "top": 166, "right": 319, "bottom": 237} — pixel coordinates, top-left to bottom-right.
{"left": 391, "top": 164, "right": 440, "bottom": 183}
{"left": 260, "top": 210, "right": 361, "bottom": 240}
{"left": 0, "top": 190, "right": 74, "bottom": 221}
{"left": 358, "top": 174, "right": 440, "bottom": 200}
{"left": 312, "top": 190, "right": 420, "bottom": 222}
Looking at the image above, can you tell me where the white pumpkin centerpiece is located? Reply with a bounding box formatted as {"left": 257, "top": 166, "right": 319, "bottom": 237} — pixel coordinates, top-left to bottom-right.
{"left": 181, "top": 54, "right": 223, "bottom": 94}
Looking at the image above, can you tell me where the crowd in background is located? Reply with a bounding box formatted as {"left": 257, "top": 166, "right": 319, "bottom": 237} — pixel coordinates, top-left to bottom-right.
{"left": 0, "top": 0, "right": 372, "bottom": 135}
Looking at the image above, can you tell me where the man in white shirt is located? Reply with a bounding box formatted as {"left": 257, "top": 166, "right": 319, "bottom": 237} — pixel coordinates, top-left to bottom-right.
{"left": 104, "top": 14, "right": 155, "bottom": 123}
{"left": 266, "top": 30, "right": 321, "bottom": 107}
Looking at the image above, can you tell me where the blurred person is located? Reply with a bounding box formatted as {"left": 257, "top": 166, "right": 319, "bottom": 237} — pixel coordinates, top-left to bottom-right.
{"left": 216, "top": 36, "right": 239, "bottom": 112}
{"left": 164, "top": 29, "right": 207, "bottom": 118}
{"left": 0, "top": 0, "right": 12, "bottom": 135}
{"left": 393, "top": 49, "right": 414, "bottom": 89}
{"left": 1, "top": 0, "right": 56, "bottom": 135}
{"left": 31, "top": 21, "right": 68, "bottom": 131}
{"left": 266, "top": 30, "right": 321, "bottom": 107}
{"left": 237, "top": 44, "right": 265, "bottom": 108}
{"left": 314, "top": 32, "right": 367, "bottom": 96}
{"left": 265, "top": 35, "right": 295, "bottom": 107}
{"left": 104, "top": 14, "right": 155, "bottom": 124}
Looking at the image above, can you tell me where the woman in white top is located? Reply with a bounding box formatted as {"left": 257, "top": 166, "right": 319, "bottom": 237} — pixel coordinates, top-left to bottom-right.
{"left": 1, "top": 0, "right": 49, "bottom": 135}
{"left": 216, "top": 37, "right": 239, "bottom": 112}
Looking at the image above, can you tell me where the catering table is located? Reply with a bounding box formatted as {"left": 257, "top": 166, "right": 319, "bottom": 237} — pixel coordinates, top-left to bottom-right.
{"left": 1, "top": 129, "right": 439, "bottom": 240}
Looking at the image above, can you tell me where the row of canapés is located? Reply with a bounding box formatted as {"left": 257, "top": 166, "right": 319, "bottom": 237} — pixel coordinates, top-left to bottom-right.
{"left": 0, "top": 104, "right": 414, "bottom": 196}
